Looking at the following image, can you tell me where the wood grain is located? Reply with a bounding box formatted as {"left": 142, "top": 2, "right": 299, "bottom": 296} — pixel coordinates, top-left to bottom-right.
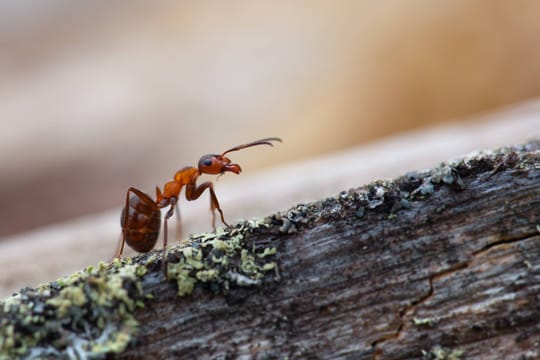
{"left": 0, "top": 141, "right": 537, "bottom": 359}
{"left": 114, "top": 141, "right": 539, "bottom": 359}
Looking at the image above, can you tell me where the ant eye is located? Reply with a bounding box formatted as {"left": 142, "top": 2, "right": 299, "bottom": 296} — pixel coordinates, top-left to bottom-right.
{"left": 203, "top": 159, "right": 212, "bottom": 166}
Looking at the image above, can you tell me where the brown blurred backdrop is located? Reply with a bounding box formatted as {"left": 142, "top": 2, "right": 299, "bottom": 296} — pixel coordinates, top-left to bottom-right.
{"left": 1, "top": 1, "right": 540, "bottom": 238}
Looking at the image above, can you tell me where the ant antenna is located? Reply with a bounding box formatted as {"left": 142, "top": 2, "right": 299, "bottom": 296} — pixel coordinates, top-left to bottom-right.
{"left": 221, "top": 137, "right": 282, "bottom": 156}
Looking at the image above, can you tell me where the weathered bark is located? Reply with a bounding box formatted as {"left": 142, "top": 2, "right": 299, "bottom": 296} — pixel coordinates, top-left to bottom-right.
{"left": 119, "top": 142, "right": 539, "bottom": 359}
{"left": 1, "top": 142, "right": 538, "bottom": 360}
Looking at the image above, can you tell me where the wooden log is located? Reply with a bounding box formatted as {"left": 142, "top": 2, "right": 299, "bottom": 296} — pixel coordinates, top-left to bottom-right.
{"left": 0, "top": 141, "right": 538, "bottom": 359}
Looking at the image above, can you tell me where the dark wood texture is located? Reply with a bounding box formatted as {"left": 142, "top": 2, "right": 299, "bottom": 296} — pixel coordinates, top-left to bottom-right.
{"left": 117, "top": 142, "right": 539, "bottom": 359}
{"left": 1, "top": 142, "right": 538, "bottom": 359}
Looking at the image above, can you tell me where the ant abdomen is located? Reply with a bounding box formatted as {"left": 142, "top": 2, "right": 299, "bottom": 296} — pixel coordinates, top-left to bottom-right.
{"left": 121, "top": 188, "right": 161, "bottom": 253}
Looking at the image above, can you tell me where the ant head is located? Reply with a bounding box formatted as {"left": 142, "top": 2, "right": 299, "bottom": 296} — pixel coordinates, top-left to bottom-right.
{"left": 198, "top": 154, "right": 241, "bottom": 175}
{"left": 197, "top": 138, "right": 281, "bottom": 176}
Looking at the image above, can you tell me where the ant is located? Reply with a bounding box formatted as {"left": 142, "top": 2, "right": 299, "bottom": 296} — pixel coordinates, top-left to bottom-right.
{"left": 114, "top": 137, "right": 282, "bottom": 271}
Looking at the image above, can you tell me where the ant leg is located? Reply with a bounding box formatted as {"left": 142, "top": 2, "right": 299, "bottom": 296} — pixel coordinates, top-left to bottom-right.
{"left": 113, "top": 233, "right": 125, "bottom": 260}
{"left": 162, "top": 198, "right": 176, "bottom": 278}
{"left": 208, "top": 185, "right": 229, "bottom": 228}
{"left": 175, "top": 202, "right": 182, "bottom": 241}
{"left": 186, "top": 181, "right": 229, "bottom": 230}
{"left": 114, "top": 187, "right": 134, "bottom": 260}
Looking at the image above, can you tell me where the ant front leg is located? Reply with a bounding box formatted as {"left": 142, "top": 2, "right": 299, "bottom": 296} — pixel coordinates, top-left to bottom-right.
{"left": 185, "top": 181, "right": 229, "bottom": 230}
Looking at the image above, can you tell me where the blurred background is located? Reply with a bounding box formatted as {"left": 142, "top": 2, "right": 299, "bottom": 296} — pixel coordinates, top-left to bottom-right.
{"left": 1, "top": 1, "right": 539, "bottom": 295}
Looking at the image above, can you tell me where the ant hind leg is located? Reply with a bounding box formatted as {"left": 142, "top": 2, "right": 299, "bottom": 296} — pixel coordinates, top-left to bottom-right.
{"left": 162, "top": 200, "right": 176, "bottom": 279}
{"left": 113, "top": 233, "right": 126, "bottom": 260}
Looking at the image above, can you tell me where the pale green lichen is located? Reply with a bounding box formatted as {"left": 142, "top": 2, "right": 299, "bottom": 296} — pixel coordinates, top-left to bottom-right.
{"left": 261, "top": 262, "right": 277, "bottom": 272}
{"left": 422, "top": 345, "right": 464, "bottom": 360}
{"left": 195, "top": 269, "right": 220, "bottom": 282}
{"left": 0, "top": 218, "right": 279, "bottom": 359}
{"left": 241, "top": 249, "right": 260, "bottom": 276}
{"left": 91, "top": 329, "right": 132, "bottom": 354}
{"left": 181, "top": 247, "right": 204, "bottom": 270}
{"left": 2, "top": 294, "right": 21, "bottom": 314}
{"left": 46, "top": 286, "right": 86, "bottom": 317}
{"left": 167, "top": 219, "right": 279, "bottom": 296}
{"left": 257, "top": 247, "right": 277, "bottom": 258}
{"left": 413, "top": 317, "right": 438, "bottom": 327}
{"left": 0, "top": 260, "right": 148, "bottom": 359}
{"left": 211, "top": 239, "right": 230, "bottom": 251}
{"left": 167, "top": 263, "right": 197, "bottom": 296}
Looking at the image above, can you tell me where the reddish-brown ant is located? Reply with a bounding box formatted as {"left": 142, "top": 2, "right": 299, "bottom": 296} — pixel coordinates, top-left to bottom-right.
{"left": 114, "top": 137, "right": 282, "bottom": 270}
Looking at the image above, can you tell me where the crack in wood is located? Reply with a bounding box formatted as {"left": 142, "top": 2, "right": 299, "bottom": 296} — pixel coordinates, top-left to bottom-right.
{"left": 471, "top": 229, "right": 539, "bottom": 257}
{"left": 371, "top": 262, "right": 468, "bottom": 360}
{"left": 371, "top": 229, "right": 538, "bottom": 359}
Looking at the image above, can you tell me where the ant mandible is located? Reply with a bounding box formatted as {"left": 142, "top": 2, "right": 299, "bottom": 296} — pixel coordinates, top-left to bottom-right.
{"left": 114, "top": 137, "right": 282, "bottom": 263}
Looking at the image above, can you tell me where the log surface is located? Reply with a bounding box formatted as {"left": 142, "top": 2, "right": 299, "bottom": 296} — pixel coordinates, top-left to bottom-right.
{"left": 0, "top": 142, "right": 538, "bottom": 360}
{"left": 120, "top": 142, "right": 539, "bottom": 359}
